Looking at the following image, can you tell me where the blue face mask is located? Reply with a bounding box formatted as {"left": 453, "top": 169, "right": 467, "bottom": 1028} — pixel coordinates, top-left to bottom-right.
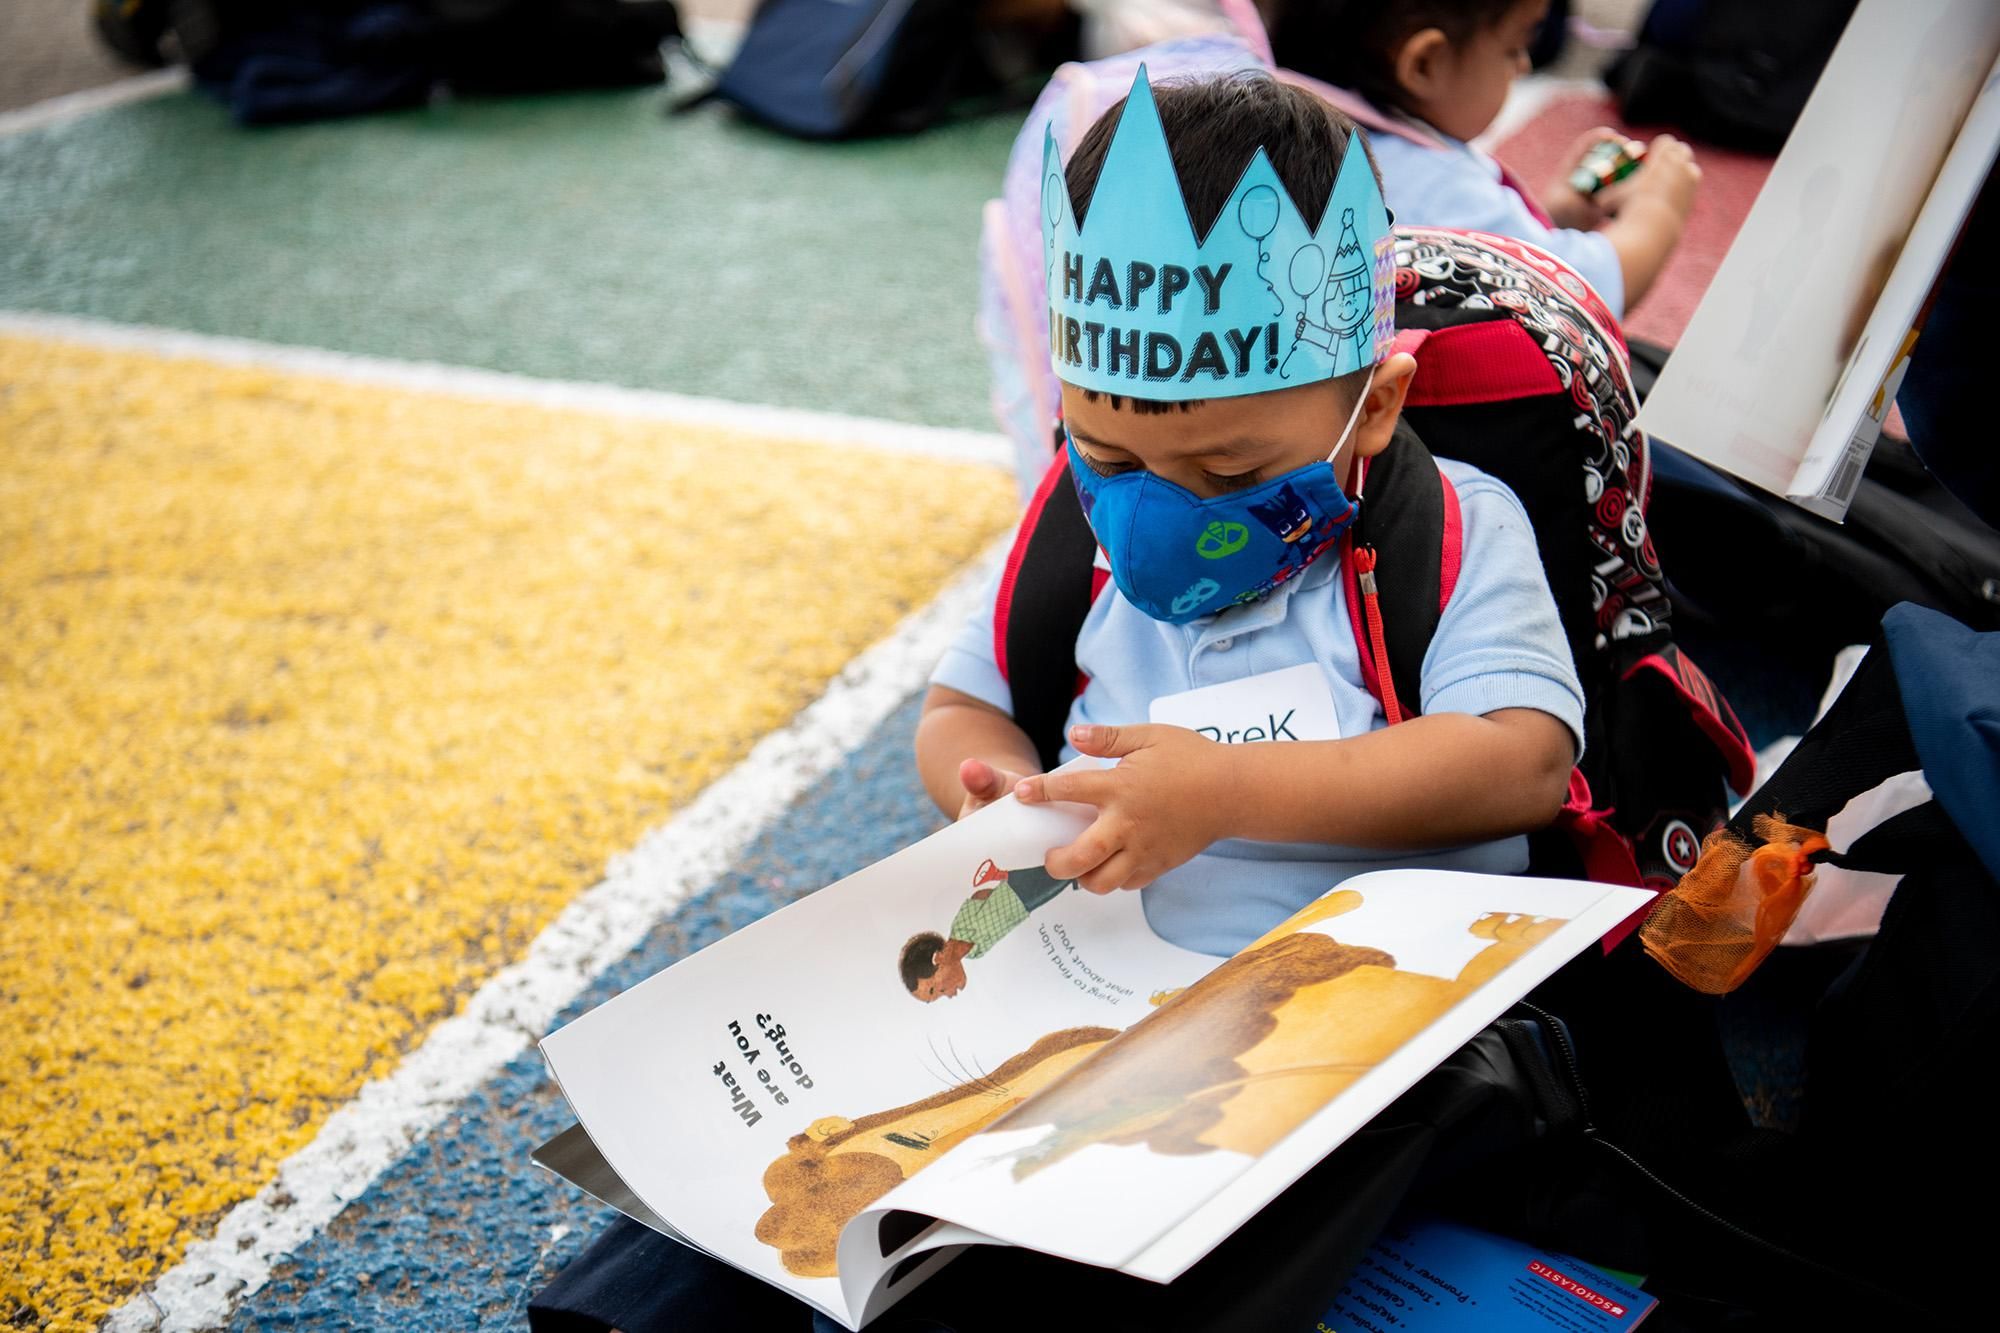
{"left": 1065, "top": 374, "right": 1373, "bottom": 624}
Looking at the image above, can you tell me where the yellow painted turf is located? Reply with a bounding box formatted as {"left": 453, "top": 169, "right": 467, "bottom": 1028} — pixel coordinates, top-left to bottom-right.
{"left": 0, "top": 335, "right": 1015, "bottom": 1329}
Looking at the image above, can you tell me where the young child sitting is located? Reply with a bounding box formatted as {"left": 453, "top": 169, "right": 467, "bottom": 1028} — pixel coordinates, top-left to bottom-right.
{"left": 919, "top": 70, "right": 1584, "bottom": 960}
{"left": 1266, "top": 0, "right": 1701, "bottom": 316}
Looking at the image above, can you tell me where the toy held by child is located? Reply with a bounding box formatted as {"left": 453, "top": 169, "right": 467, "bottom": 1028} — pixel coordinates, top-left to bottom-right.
{"left": 921, "top": 68, "right": 1584, "bottom": 958}
{"left": 1567, "top": 135, "right": 1646, "bottom": 196}
{"left": 1267, "top": 0, "right": 1701, "bottom": 315}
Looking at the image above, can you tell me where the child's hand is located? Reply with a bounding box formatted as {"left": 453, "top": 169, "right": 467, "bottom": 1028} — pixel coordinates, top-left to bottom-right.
{"left": 956, "top": 758, "right": 1033, "bottom": 821}
{"left": 1011, "top": 723, "right": 1230, "bottom": 893}
{"left": 1542, "top": 127, "right": 1629, "bottom": 230}
{"left": 1601, "top": 134, "right": 1700, "bottom": 222}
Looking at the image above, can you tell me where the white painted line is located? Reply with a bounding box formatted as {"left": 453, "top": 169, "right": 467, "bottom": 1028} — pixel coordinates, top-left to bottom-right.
{"left": 103, "top": 542, "right": 1003, "bottom": 1332}
{"left": 1474, "top": 75, "right": 1605, "bottom": 154}
{"left": 0, "top": 68, "right": 189, "bottom": 140}
{"left": 0, "top": 311, "right": 1014, "bottom": 472}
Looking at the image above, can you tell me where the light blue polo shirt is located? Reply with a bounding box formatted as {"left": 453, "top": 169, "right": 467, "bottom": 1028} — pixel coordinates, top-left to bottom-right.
{"left": 930, "top": 459, "right": 1585, "bottom": 958}
{"left": 1365, "top": 127, "right": 1626, "bottom": 318}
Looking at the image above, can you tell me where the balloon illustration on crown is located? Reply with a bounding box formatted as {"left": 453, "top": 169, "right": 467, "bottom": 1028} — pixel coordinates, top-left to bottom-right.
{"left": 1042, "top": 66, "right": 1396, "bottom": 402}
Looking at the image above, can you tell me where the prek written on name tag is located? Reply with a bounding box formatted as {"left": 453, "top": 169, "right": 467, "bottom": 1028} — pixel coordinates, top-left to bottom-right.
{"left": 1148, "top": 663, "right": 1341, "bottom": 744}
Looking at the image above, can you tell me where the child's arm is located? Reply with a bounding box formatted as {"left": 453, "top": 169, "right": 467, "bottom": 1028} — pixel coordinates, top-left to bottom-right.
{"left": 916, "top": 684, "right": 1045, "bottom": 821}
{"left": 1596, "top": 134, "right": 1701, "bottom": 310}
{"left": 1013, "top": 711, "right": 1572, "bottom": 892}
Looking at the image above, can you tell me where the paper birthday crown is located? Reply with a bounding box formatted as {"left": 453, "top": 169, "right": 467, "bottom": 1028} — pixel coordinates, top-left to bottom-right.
{"left": 1042, "top": 67, "right": 1396, "bottom": 401}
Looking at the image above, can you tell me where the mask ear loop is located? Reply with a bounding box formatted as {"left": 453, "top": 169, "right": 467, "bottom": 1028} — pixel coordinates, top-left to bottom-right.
{"left": 1325, "top": 366, "right": 1377, "bottom": 488}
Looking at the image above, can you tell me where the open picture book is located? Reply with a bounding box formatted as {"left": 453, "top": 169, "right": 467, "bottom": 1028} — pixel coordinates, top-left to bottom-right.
{"left": 534, "top": 774, "right": 1652, "bottom": 1330}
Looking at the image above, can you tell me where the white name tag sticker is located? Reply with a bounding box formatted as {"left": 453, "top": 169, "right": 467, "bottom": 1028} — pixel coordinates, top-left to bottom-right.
{"left": 1149, "top": 663, "right": 1341, "bottom": 744}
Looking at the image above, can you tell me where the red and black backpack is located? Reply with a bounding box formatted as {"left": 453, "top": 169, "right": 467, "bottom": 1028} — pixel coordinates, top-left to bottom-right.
{"left": 996, "top": 227, "right": 1755, "bottom": 915}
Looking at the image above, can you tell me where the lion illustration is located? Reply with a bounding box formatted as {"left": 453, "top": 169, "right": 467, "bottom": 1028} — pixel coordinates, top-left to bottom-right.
{"left": 1001, "top": 895, "right": 1567, "bottom": 1175}
{"left": 754, "top": 1026, "right": 1116, "bottom": 1277}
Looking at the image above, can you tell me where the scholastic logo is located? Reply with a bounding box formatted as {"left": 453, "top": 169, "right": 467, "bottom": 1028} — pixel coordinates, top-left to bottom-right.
{"left": 1527, "top": 1260, "right": 1626, "bottom": 1318}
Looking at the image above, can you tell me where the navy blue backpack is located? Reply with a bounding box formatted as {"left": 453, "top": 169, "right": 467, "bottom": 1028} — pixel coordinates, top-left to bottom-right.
{"left": 702, "top": 0, "right": 982, "bottom": 138}
{"left": 701, "top": 0, "right": 1078, "bottom": 139}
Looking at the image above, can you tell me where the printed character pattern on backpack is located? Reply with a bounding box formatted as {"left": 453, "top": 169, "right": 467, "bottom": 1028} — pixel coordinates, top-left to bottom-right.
{"left": 1387, "top": 228, "right": 1752, "bottom": 905}
{"left": 1392, "top": 228, "right": 1668, "bottom": 652}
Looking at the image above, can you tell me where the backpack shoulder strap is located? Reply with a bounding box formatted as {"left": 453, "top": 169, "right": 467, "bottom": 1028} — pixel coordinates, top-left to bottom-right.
{"left": 999, "top": 447, "right": 1101, "bottom": 772}
{"left": 1000, "top": 423, "right": 1464, "bottom": 761}
{"left": 1339, "top": 421, "right": 1461, "bottom": 722}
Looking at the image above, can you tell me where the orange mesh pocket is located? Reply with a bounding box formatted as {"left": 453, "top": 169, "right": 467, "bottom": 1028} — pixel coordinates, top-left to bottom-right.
{"left": 1640, "top": 814, "right": 1830, "bottom": 995}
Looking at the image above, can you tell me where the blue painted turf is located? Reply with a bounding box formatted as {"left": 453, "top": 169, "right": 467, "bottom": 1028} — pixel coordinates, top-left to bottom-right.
{"left": 232, "top": 692, "right": 944, "bottom": 1330}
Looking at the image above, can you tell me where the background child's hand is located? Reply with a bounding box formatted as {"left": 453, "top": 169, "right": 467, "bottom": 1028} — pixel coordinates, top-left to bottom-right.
{"left": 1601, "top": 134, "right": 1700, "bottom": 222}
{"left": 956, "top": 757, "right": 1032, "bottom": 820}
{"left": 1541, "top": 126, "right": 1629, "bottom": 230}
{"left": 1011, "top": 723, "right": 1230, "bottom": 893}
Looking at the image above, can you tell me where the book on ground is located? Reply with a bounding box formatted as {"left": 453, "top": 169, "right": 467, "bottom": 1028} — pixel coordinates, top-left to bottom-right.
{"left": 1321, "top": 1215, "right": 1656, "bottom": 1332}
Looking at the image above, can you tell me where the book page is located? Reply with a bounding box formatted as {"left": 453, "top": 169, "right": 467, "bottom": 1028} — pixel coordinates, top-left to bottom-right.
{"left": 1634, "top": 0, "right": 2000, "bottom": 513}
{"left": 538, "top": 771, "right": 1218, "bottom": 1323}
{"left": 864, "top": 869, "right": 1650, "bottom": 1280}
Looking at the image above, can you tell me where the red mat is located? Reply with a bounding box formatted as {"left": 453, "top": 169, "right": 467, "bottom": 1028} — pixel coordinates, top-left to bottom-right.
{"left": 1492, "top": 91, "right": 1775, "bottom": 347}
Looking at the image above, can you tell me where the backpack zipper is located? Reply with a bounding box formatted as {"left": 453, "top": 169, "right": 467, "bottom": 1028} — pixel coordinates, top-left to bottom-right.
{"left": 1353, "top": 544, "right": 1404, "bottom": 726}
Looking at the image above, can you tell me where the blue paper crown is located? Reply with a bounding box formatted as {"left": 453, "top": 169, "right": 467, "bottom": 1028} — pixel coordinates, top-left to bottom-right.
{"left": 1042, "top": 67, "right": 1396, "bottom": 401}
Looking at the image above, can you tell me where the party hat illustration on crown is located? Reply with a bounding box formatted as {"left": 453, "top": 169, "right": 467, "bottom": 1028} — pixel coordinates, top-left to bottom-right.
{"left": 1041, "top": 66, "right": 1395, "bottom": 402}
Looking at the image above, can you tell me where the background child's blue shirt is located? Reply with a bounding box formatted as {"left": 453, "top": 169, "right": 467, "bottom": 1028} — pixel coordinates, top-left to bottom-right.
{"left": 1366, "top": 128, "right": 1627, "bottom": 317}
{"left": 931, "top": 459, "right": 1585, "bottom": 958}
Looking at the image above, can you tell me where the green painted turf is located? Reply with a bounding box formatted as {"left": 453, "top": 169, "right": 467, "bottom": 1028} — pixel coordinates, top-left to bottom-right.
{"left": 0, "top": 88, "right": 1022, "bottom": 428}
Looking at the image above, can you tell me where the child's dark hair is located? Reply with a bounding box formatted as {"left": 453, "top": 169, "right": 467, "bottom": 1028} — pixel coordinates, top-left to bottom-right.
{"left": 1269, "top": 0, "right": 1524, "bottom": 111}
{"left": 899, "top": 932, "right": 945, "bottom": 992}
{"left": 1063, "top": 72, "right": 1379, "bottom": 415}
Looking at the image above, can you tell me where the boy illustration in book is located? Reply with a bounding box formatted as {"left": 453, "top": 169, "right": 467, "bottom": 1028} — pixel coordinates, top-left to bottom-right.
{"left": 898, "top": 858, "right": 1078, "bottom": 1003}
{"left": 753, "top": 1025, "right": 1117, "bottom": 1277}
{"left": 1002, "top": 892, "right": 1567, "bottom": 1178}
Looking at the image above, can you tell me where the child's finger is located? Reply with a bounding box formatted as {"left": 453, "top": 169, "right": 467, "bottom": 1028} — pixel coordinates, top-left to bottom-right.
{"left": 962, "top": 758, "right": 1031, "bottom": 805}
{"left": 1067, "top": 722, "right": 1163, "bottom": 759}
{"left": 959, "top": 758, "right": 1002, "bottom": 800}
{"left": 1078, "top": 850, "right": 1138, "bottom": 894}
{"left": 1015, "top": 767, "right": 1111, "bottom": 807}
{"left": 1044, "top": 822, "right": 1116, "bottom": 882}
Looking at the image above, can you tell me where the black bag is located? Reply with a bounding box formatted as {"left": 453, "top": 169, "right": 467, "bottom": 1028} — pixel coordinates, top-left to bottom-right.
{"left": 92, "top": 0, "right": 175, "bottom": 67}
{"left": 1517, "top": 605, "right": 2000, "bottom": 1330}
{"left": 431, "top": 0, "right": 683, "bottom": 94}
{"left": 176, "top": 0, "right": 682, "bottom": 125}
{"left": 1626, "top": 332, "right": 2000, "bottom": 657}
{"left": 1648, "top": 435, "right": 2000, "bottom": 651}
{"left": 1606, "top": 0, "right": 1860, "bottom": 151}
{"left": 700, "top": 0, "right": 1075, "bottom": 139}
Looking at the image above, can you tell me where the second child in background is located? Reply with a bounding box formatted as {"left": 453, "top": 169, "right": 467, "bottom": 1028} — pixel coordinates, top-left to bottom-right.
{"left": 1268, "top": 0, "right": 1700, "bottom": 315}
